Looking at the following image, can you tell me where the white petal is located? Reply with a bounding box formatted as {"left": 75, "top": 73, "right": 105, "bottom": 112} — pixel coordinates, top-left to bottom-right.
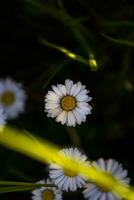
{"left": 107, "top": 159, "right": 114, "bottom": 173}
{"left": 57, "top": 176, "right": 67, "bottom": 189}
{"left": 90, "top": 191, "right": 102, "bottom": 200}
{"left": 68, "top": 178, "right": 74, "bottom": 191}
{"left": 49, "top": 164, "right": 61, "bottom": 170}
{"left": 45, "top": 91, "right": 60, "bottom": 102}
{"left": 45, "top": 103, "right": 59, "bottom": 109}
{"left": 62, "top": 178, "right": 70, "bottom": 191}
{"left": 52, "top": 85, "right": 63, "bottom": 96}
{"left": 71, "top": 178, "right": 77, "bottom": 191}
{"left": 57, "top": 84, "right": 66, "bottom": 96}
{"left": 45, "top": 98, "right": 60, "bottom": 104}
{"left": 77, "top": 102, "right": 92, "bottom": 114}
{"left": 47, "top": 107, "right": 62, "bottom": 118}
{"left": 56, "top": 110, "right": 67, "bottom": 124}
{"left": 67, "top": 111, "right": 76, "bottom": 127}
{"left": 110, "top": 161, "right": 119, "bottom": 174}
{"left": 100, "top": 193, "right": 107, "bottom": 200}
{"left": 70, "top": 84, "right": 78, "bottom": 96}
{"left": 113, "top": 167, "right": 123, "bottom": 176}
{"left": 97, "top": 158, "right": 106, "bottom": 171}
{"left": 0, "top": 83, "right": 4, "bottom": 94}
{"left": 74, "top": 108, "right": 87, "bottom": 122}
{"left": 65, "top": 79, "right": 73, "bottom": 95}
{"left": 76, "top": 94, "right": 92, "bottom": 102}
{"left": 75, "top": 176, "right": 86, "bottom": 187}
{"left": 92, "top": 161, "right": 101, "bottom": 170}
{"left": 72, "top": 82, "right": 83, "bottom": 96}
{"left": 107, "top": 192, "right": 116, "bottom": 200}
{"left": 76, "top": 88, "right": 89, "bottom": 97}
{"left": 54, "top": 175, "right": 66, "bottom": 185}
{"left": 50, "top": 170, "right": 63, "bottom": 179}
{"left": 115, "top": 169, "right": 127, "bottom": 177}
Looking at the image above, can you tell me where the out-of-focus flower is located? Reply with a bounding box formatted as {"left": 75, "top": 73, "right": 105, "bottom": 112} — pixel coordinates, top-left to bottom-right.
{"left": 31, "top": 179, "right": 63, "bottom": 200}
{"left": 0, "top": 78, "right": 26, "bottom": 119}
{"left": 49, "top": 147, "right": 89, "bottom": 192}
{"left": 83, "top": 158, "right": 130, "bottom": 200}
{"left": 0, "top": 107, "right": 6, "bottom": 131}
{"left": 44, "top": 79, "right": 92, "bottom": 126}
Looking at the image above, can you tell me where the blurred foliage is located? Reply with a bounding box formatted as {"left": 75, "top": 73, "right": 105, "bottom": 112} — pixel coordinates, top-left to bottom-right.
{"left": 0, "top": 0, "right": 134, "bottom": 199}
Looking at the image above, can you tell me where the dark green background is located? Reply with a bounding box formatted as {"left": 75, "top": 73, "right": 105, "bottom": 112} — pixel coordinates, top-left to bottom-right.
{"left": 0, "top": 0, "right": 134, "bottom": 199}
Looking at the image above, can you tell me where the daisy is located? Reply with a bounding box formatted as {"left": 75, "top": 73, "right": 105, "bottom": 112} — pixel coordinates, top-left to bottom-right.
{"left": 44, "top": 79, "right": 92, "bottom": 126}
{"left": 83, "top": 158, "right": 130, "bottom": 200}
{"left": 49, "top": 147, "right": 89, "bottom": 192}
{"left": 0, "top": 78, "right": 26, "bottom": 119}
{"left": 31, "top": 179, "right": 63, "bottom": 200}
{"left": 0, "top": 107, "right": 6, "bottom": 131}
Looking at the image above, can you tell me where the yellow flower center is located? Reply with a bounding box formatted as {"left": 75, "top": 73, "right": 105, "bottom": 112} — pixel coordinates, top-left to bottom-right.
{"left": 0, "top": 91, "right": 15, "bottom": 106}
{"left": 42, "top": 190, "right": 55, "bottom": 200}
{"left": 64, "top": 168, "right": 77, "bottom": 177}
{"left": 60, "top": 96, "right": 76, "bottom": 111}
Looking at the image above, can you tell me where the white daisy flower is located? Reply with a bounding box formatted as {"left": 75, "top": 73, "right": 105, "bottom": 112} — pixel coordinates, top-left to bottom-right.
{"left": 49, "top": 147, "right": 89, "bottom": 192}
{"left": 0, "top": 107, "right": 6, "bottom": 131}
{"left": 44, "top": 79, "right": 92, "bottom": 126}
{"left": 83, "top": 158, "right": 130, "bottom": 200}
{"left": 0, "top": 78, "right": 26, "bottom": 119}
{"left": 31, "top": 179, "right": 63, "bottom": 200}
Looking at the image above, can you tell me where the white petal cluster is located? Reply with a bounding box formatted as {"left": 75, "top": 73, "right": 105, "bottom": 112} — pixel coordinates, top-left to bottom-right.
{"left": 44, "top": 79, "right": 92, "bottom": 126}
{"left": 31, "top": 179, "right": 63, "bottom": 200}
{"left": 83, "top": 158, "right": 130, "bottom": 200}
{"left": 0, "top": 78, "right": 26, "bottom": 119}
{"left": 49, "top": 148, "right": 89, "bottom": 192}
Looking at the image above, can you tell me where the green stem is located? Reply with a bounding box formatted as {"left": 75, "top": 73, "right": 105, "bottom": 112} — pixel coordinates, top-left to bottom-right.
{"left": 39, "top": 38, "right": 90, "bottom": 65}
{"left": 42, "top": 60, "right": 70, "bottom": 89}
{"left": 0, "top": 181, "right": 55, "bottom": 187}
{"left": 25, "top": 0, "right": 95, "bottom": 56}
{"left": 101, "top": 33, "right": 134, "bottom": 47}
{"left": 0, "top": 186, "right": 37, "bottom": 193}
{"left": 57, "top": 0, "right": 65, "bottom": 11}
{"left": 65, "top": 127, "right": 82, "bottom": 148}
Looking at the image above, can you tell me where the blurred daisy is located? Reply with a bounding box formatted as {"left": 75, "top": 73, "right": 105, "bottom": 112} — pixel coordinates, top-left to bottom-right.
{"left": 44, "top": 79, "right": 92, "bottom": 126}
{"left": 49, "top": 147, "right": 89, "bottom": 192}
{"left": 0, "top": 107, "right": 6, "bottom": 131}
{"left": 31, "top": 179, "right": 63, "bottom": 200}
{"left": 83, "top": 158, "right": 130, "bottom": 200}
{"left": 0, "top": 78, "right": 26, "bottom": 119}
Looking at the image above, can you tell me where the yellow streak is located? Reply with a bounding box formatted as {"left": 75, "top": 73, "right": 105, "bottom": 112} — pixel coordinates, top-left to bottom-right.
{"left": 0, "top": 127, "right": 60, "bottom": 164}
{"left": 60, "top": 48, "right": 77, "bottom": 59}
{"left": 89, "top": 59, "right": 98, "bottom": 71}
{"left": 0, "top": 126, "right": 134, "bottom": 200}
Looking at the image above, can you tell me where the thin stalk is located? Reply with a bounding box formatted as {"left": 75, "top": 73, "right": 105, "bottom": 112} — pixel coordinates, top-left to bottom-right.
{"left": 0, "top": 181, "right": 54, "bottom": 187}
{"left": 65, "top": 127, "right": 82, "bottom": 148}
{"left": 101, "top": 33, "right": 134, "bottom": 47}
{"left": 42, "top": 60, "right": 70, "bottom": 89}
{"left": 0, "top": 186, "right": 38, "bottom": 193}
{"left": 39, "top": 38, "right": 90, "bottom": 66}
